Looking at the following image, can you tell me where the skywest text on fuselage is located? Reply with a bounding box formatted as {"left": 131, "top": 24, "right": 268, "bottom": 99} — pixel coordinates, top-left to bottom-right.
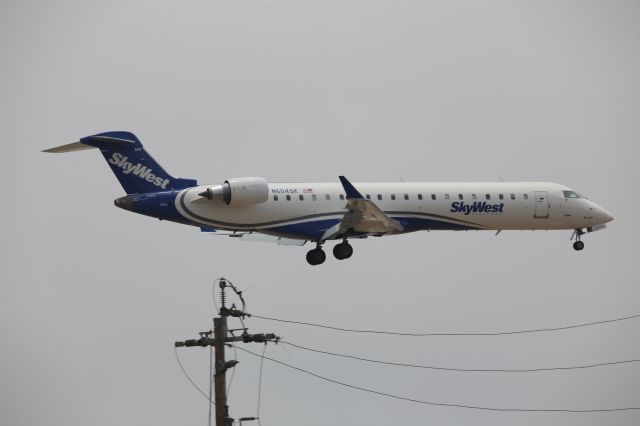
{"left": 450, "top": 201, "right": 505, "bottom": 215}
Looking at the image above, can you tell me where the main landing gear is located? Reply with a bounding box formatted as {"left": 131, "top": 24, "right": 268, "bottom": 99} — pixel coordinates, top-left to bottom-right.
{"left": 571, "top": 229, "right": 585, "bottom": 251}
{"left": 306, "top": 246, "right": 326, "bottom": 265}
{"left": 333, "top": 240, "right": 353, "bottom": 260}
{"left": 306, "top": 240, "right": 354, "bottom": 265}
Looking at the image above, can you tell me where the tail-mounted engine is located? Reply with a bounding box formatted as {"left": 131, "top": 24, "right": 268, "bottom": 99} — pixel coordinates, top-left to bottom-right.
{"left": 198, "top": 177, "right": 269, "bottom": 206}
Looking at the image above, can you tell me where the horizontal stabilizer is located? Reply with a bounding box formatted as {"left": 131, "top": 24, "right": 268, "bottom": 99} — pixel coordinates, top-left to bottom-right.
{"left": 42, "top": 141, "right": 96, "bottom": 153}
{"left": 43, "top": 136, "right": 137, "bottom": 153}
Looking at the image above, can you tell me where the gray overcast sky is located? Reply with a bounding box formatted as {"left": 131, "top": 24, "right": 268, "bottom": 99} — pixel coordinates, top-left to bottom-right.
{"left": 1, "top": 1, "right": 639, "bottom": 425}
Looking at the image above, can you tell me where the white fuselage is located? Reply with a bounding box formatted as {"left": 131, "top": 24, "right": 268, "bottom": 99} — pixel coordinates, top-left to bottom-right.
{"left": 44, "top": 133, "right": 615, "bottom": 262}
{"left": 175, "top": 181, "right": 613, "bottom": 241}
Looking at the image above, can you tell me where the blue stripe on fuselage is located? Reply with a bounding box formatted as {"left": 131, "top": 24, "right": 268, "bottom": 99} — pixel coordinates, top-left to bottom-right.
{"left": 119, "top": 193, "right": 477, "bottom": 239}
{"left": 263, "top": 216, "right": 475, "bottom": 240}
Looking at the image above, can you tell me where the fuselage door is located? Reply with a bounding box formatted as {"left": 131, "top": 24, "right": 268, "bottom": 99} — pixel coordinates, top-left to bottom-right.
{"left": 534, "top": 191, "right": 549, "bottom": 218}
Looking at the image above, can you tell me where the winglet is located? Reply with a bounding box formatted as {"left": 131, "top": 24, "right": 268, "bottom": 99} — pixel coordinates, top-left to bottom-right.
{"left": 339, "top": 176, "right": 364, "bottom": 199}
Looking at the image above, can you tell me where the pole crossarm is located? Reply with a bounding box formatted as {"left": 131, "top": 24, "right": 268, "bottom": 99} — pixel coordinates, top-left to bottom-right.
{"left": 174, "top": 333, "right": 279, "bottom": 347}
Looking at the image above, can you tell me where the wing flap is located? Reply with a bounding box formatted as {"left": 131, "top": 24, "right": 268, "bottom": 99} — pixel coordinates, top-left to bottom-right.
{"left": 240, "top": 233, "right": 280, "bottom": 243}
{"left": 277, "top": 238, "right": 307, "bottom": 246}
{"left": 205, "top": 230, "right": 306, "bottom": 245}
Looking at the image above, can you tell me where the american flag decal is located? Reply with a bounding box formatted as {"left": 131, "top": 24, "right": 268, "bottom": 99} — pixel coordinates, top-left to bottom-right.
{"left": 302, "top": 188, "right": 313, "bottom": 193}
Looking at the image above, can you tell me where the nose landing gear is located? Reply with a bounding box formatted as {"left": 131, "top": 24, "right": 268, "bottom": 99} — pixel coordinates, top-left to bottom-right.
{"left": 571, "top": 229, "right": 585, "bottom": 251}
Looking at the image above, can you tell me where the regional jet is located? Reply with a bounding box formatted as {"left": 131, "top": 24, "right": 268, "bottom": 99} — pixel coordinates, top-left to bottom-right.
{"left": 44, "top": 132, "right": 614, "bottom": 265}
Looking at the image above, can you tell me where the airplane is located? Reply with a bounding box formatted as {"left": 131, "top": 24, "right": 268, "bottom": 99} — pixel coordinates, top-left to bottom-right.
{"left": 44, "top": 131, "right": 614, "bottom": 265}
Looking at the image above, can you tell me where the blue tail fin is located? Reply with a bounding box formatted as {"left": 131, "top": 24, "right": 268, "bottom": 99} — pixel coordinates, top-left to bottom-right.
{"left": 46, "top": 131, "right": 197, "bottom": 194}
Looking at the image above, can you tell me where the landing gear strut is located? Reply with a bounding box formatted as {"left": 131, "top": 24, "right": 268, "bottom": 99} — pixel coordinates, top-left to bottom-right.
{"left": 333, "top": 240, "right": 353, "bottom": 260}
{"left": 572, "top": 229, "right": 585, "bottom": 251}
{"left": 306, "top": 245, "right": 326, "bottom": 265}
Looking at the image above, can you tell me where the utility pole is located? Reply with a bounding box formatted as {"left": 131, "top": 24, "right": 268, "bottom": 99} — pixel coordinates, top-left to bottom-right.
{"left": 175, "top": 278, "right": 279, "bottom": 426}
{"left": 213, "top": 316, "right": 228, "bottom": 426}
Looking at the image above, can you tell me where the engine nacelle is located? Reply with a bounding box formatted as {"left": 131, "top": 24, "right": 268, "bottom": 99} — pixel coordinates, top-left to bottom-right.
{"left": 198, "top": 177, "right": 269, "bottom": 206}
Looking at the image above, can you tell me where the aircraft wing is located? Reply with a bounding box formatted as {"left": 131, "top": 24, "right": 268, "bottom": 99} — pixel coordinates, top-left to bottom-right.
{"left": 322, "top": 176, "right": 403, "bottom": 240}
{"left": 200, "top": 228, "right": 307, "bottom": 246}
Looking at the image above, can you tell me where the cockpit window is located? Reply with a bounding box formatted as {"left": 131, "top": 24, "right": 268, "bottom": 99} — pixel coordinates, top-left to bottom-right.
{"left": 563, "top": 191, "right": 581, "bottom": 199}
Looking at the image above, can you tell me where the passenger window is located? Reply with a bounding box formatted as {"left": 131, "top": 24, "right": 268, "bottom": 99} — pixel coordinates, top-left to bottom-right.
{"left": 312, "top": 194, "right": 317, "bottom": 201}
{"left": 445, "top": 194, "right": 450, "bottom": 200}
{"left": 510, "top": 194, "right": 515, "bottom": 200}
{"left": 458, "top": 194, "right": 463, "bottom": 200}
{"left": 377, "top": 194, "right": 382, "bottom": 200}
{"left": 366, "top": 194, "right": 371, "bottom": 200}
{"left": 391, "top": 194, "right": 396, "bottom": 200}
{"left": 499, "top": 194, "right": 504, "bottom": 200}
{"left": 418, "top": 194, "right": 423, "bottom": 200}
{"left": 431, "top": 194, "right": 436, "bottom": 200}
{"left": 485, "top": 194, "right": 491, "bottom": 200}
{"left": 286, "top": 195, "right": 291, "bottom": 201}
{"left": 404, "top": 194, "right": 409, "bottom": 200}
{"left": 325, "top": 194, "right": 330, "bottom": 201}
{"left": 273, "top": 195, "right": 278, "bottom": 201}
{"left": 299, "top": 195, "right": 304, "bottom": 201}
{"left": 339, "top": 194, "right": 345, "bottom": 200}
{"left": 472, "top": 194, "right": 477, "bottom": 200}
{"left": 523, "top": 194, "right": 529, "bottom": 200}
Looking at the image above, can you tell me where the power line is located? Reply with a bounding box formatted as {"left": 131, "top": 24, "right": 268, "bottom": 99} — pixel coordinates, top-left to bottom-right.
{"left": 227, "top": 345, "right": 239, "bottom": 396}
{"left": 256, "top": 344, "right": 267, "bottom": 426}
{"left": 250, "top": 312, "right": 640, "bottom": 337}
{"left": 212, "top": 280, "right": 219, "bottom": 313}
{"left": 174, "top": 346, "right": 215, "bottom": 406}
{"left": 235, "top": 346, "right": 640, "bottom": 413}
{"left": 209, "top": 344, "right": 214, "bottom": 426}
{"left": 282, "top": 341, "right": 640, "bottom": 373}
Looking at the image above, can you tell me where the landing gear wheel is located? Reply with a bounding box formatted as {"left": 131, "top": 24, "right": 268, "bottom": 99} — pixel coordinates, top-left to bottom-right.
{"left": 306, "top": 248, "right": 326, "bottom": 265}
{"left": 573, "top": 241, "right": 585, "bottom": 251}
{"left": 333, "top": 241, "right": 353, "bottom": 260}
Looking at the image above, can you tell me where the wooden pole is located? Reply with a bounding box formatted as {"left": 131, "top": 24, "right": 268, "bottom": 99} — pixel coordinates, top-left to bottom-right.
{"left": 214, "top": 316, "right": 230, "bottom": 426}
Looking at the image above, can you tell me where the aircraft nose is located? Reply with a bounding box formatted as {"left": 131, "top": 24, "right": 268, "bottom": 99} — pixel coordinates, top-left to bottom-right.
{"left": 596, "top": 205, "right": 614, "bottom": 223}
